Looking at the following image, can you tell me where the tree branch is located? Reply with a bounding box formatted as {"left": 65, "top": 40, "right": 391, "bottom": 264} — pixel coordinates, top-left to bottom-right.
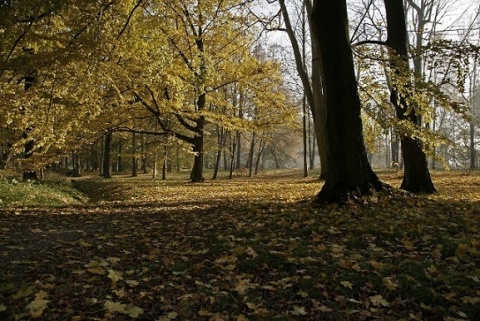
{"left": 351, "top": 39, "right": 388, "bottom": 48}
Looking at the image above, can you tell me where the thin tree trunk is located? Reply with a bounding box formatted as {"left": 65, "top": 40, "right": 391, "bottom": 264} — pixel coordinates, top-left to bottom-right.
{"left": 117, "top": 140, "right": 123, "bottom": 172}
{"left": 254, "top": 139, "right": 265, "bottom": 175}
{"left": 132, "top": 132, "right": 138, "bottom": 177}
{"left": 281, "top": 0, "right": 327, "bottom": 179}
{"left": 162, "top": 145, "right": 167, "bottom": 180}
{"left": 229, "top": 135, "right": 236, "bottom": 179}
{"left": 153, "top": 150, "right": 157, "bottom": 179}
{"left": 212, "top": 125, "right": 224, "bottom": 180}
{"left": 247, "top": 132, "right": 256, "bottom": 177}
{"left": 103, "top": 131, "right": 112, "bottom": 178}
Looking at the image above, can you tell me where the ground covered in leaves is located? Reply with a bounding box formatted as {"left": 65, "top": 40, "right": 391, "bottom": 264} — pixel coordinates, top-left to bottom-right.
{"left": 0, "top": 170, "right": 479, "bottom": 320}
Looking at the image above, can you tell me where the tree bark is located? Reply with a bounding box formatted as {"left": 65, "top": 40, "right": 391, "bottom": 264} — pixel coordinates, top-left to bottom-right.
{"left": 117, "top": 140, "right": 123, "bottom": 172}
{"left": 103, "top": 131, "right": 112, "bottom": 178}
{"left": 247, "top": 132, "right": 256, "bottom": 177}
{"left": 132, "top": 132, "right": 138, "bottom": 177}
{"left": 312, "top": 0, "right": 385, "bottom": 204}
{"left": 384, "top": 0, "right": 436, "bottom": 193}
{"left": 162, "top": 145, "right": 167, "bottom": 180}
{"left": 281, "top": 0, "right": 327, "bottom": 179}
{"left": 72, "top": 151, "right": 81, "bottom": 177}
{"left": 190, "top": 93, "right": 206, "bottom": 182}
{"left": 212, "top": 125, "right": 225, "bottom": 180}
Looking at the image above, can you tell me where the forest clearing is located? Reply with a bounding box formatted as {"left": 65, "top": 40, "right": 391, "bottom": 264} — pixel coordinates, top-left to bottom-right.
{"left": 0, "top": 169, "right": 479, "bottom": 320}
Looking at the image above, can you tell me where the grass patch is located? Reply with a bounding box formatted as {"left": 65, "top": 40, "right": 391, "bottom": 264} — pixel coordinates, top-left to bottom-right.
{"left": 0, "top": 175, "right": 87, "bottom": 208}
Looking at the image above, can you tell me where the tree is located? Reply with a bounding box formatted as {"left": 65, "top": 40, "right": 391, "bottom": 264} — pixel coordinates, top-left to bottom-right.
{"left": 384, "top": 0, "right": 436, "bottom": 193}
{"left": 125, "top": 0, "right": 291, "bottom": 182}
{"left": 0, "top": 0, "right": 144, "bottom": 175}
{"left": 311, "top": 0, "right": 385, "bottom": 203}
{"left": 277, "top": 0, "right": 327, "bottom": 178}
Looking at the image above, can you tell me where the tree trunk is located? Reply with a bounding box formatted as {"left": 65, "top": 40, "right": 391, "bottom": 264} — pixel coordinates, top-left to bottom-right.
{"left": 141, "top": 133, "right": 147, "bottom": 174}
{"left": 212, "top": 125, "right": 225, "bottom": 180}
{"left": 132, "top": 132, "right": 138, "bottom": 177}
{"left": 229, "top": 135, "right": 236, "bottom": 179}
{"left": 22, "top": 138, "right": 38, "bottom": 181}
{"left": 254, "top": 139, "right": 265, "bottom": 175}
{"left": 312, "top": 0, "right": 385, "bottom": 204}
{"left": 162, "top": 145, "right": 167, "bottom": 180}
{"left": 152, "top": 150, "right": 157, "bottom": 179}
{"left": 247, "top": 132, "right": 256, "bottom": 177}
{"left": 281, "top": 0, "right": 327, "bottom": 179}
{"left": 391, "top": 130, "right": 400, "bottom": 166}
{"left": 1, "top": 142, "right": 12, "bottom": 169}
{"left": 103, "top": 131, "right": 112, "bottom": 178}
{"left": 117, "top": 140, "right": 123, "bottom": 172}
{"left": 470, "top": 121, "right": 476, "bottom": 169}
{"left": 187, "top": 89, "right": 206, "bottom": 182}
{"left": 384, "top": 0, "right": 436, "bottom": 193}
{"left": 271, "top": 147, "right": 280, "bottom": 169}
{"left": 72, "top": 151, "right": 81, "bottom": 177}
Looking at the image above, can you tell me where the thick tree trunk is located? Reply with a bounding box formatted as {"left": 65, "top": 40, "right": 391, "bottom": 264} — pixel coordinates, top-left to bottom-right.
{"left": 103, "top": 131, "right": 112, "bottom": 178}
{"left": 190, "top": 92, "right": 206, "bottom": 182}
{"left": 312, "top": 0, "right": 385, "bottom": 204}
{"left": 310, "top": 21, "right": 328, "bottom": 179}
{"left": 384, "top": 0, "right": 436, "bottom": 193}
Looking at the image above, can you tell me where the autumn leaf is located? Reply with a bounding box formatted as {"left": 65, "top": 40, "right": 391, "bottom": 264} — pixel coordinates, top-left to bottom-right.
{"left": 0, "top": 304, "right": 6, "bottom": 312}
{"left": 87, "top": 266, "right": 105, "bottom": 275}
{"left": 26, "top": 291, "right": 50, "bottom": 318}
{"left": 235, "top": 278, "right": 257, "bottom": 295}
{"left": 12, "top": 285, "right": 36, "bottom": 299}
{"left": 383, "top": 277, "right": 399, "bottom": 291}
{"left": 104, "top": 300, "right": 143, "bottom": 318}
{"left": 340, "top": 281, "right": 353, "bottom": 289}
{"left": 107, "top": 269, "right": 123, "bottom": 283}
{"left": 291, "top": 305, "right": 308, "bottom": 316}
{"left": 370, "top": 295, "right": 390, "bottom": 307}
{"left": 157, "top": 311, "right": 178, "bottom": 320}
{"left": 125, "top": 280, "right": 139, "bottom": 287}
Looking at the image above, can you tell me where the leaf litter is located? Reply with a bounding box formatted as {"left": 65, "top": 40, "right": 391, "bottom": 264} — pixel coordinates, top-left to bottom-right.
{"left": 0, "top": 169, "right": 479, "bottom": 320}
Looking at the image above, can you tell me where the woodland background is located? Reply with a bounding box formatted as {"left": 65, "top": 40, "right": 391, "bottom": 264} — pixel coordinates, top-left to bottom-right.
{"left": 1, "top": 0, "right": 480, "bottom": 320}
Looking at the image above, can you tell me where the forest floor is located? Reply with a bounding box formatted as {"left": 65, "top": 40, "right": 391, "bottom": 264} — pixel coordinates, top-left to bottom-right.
{"left": 0, "top": 169, "right": 479, "bottom": 320}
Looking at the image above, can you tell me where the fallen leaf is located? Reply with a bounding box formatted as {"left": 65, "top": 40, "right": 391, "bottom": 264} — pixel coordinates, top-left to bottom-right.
{"left": 340, "top": 281, "right": 353, "bottom": 289}
{"left": 126, "top": 280, "right": 139, "bottom": 287}
{"left": 107, "top": 269, "right": 123, "bottom": 283}
{"left": 291, "top": 305, "right": 307, "bottom": 315}
{"left": 26, "top": 292, "right": 49, "bottom": 318}
{"left": 370, "top": 295, "right": 390, "bottom": 307}
{"left": 87, "top": 267, "right": 105, "bottom": 275}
